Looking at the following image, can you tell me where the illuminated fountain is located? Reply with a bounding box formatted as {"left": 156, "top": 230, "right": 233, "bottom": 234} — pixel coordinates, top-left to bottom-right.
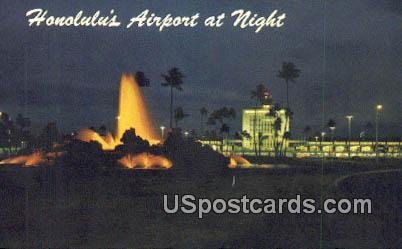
{"left": 1, "top": 73, "right": 168, "bottom": 169}
{"left": 118, "top": 153, "right": 172, "bottom": 169}
{"left": 76, "top": 73, "right": 170, "bottom": 169}
{"left": 0, "top": 151, "right": 63, "bottom": 167}
{"left": 116, "top": 74, "right": 160, "bottom": 145}
{"left": 228, "top": 155, "right": 252, "bottom": 168}
{"left": 77, "top": 73, "right": 161, "bottom": 150}
{"left": 76, "top": 129, "right": 117, "bottom": 150}
{"left": 1, "top": 72, "right": 247, "bottom": 170}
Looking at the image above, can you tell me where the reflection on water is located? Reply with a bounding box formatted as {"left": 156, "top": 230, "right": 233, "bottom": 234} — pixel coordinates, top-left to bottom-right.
{"left": 239, "top": 164, "right": 289, "bottom": 169}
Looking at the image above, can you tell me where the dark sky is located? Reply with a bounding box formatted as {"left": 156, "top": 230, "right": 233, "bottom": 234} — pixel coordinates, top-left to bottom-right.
{"left": 0, "top": 0, "right": 401, "bottom": 138}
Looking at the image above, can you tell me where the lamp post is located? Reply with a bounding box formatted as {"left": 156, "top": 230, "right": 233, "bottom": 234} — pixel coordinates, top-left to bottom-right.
{"left": 329, "top": 126, "right": 336, "bottom": 158}
{"left": 321, "top": 132, "right": 326, "bottom": 157}
{"left": 346, "top": 115, "right": 353, "bottom": 157}
{"left": 160, "top": 126, "right": 165, "bottom": 140}
{"left": 375, "top": 104, "right": 382, "bottom": 163}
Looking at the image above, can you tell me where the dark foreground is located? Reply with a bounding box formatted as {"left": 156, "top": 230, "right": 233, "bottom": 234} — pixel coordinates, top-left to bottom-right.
{"left": 0, "top": 159, "right": 401, "bottom": 248}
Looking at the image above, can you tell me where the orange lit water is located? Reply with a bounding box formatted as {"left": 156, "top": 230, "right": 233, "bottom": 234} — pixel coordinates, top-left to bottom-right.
{"left": 116, "top": 73, "right": 160, "bottom": 144}
{"left": 77, "top": 73, "right": 161, "bottom": 150}
{"left": 0, "top": 151, "right": 63, "bottom": 167}
{"left": 227, "top": 155, "right": 251, "bottom": 168}
{"left": 118, "top": 153, "right": 172, "bottom": 169}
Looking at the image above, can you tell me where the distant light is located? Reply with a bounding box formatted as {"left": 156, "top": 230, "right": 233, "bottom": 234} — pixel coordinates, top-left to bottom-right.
{"left": 116, "top": 116, "right": 121, "bottom": 120}
{"left": 184, "top": 131, "right": 189, "bottom": 136}
{"left": 160, "top": 126, "right": 165, "bottom": 130}
{"left": 376, "top": 104, "right": 383, "bottom": 111}
{"left": 321, "top": 132, "right": 326, "bottom": 137}
{"left": 346, "top": 115, "right": 354, "bottom": 120}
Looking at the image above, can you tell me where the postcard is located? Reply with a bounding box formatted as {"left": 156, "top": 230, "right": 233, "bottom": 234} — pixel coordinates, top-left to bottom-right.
{"left": 0, "top": 1, "right": 401, "bottom": 248}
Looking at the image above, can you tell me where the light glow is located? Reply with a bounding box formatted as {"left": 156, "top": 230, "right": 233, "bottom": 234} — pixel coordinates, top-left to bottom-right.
{"left": 77, "top": 73, "right": 161, "bottom": 149}
{"left": 118, "top": 153, "right": 172, "bottom": 169}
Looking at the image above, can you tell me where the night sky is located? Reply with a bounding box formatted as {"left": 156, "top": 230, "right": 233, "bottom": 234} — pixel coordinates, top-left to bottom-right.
{"left": 0, "top": 0, "right": 401, "bottom": 138}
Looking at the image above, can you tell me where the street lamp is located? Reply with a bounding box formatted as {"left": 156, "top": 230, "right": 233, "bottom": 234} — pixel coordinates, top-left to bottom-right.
{"left": 160, "top": 126, "right": 165, "bottom": 139}
{"left": 320, "top": 132, "right": 326, "bottom": 156}
{"left": 184, "top": 131, "right": 189, "bottom": 137}
{"left": 329, "top": 126, "right": 336, "bottom": 157}
{"left": 346, "top": 115, "right": 353, "bottom": 157}
{"left": 375, "top": 104, "right": 383, "bottom": 163}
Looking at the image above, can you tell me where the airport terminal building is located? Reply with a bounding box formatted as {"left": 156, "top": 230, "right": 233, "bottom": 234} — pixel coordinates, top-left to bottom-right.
{"left": 200, "top": 97, "right": 401, "bottom": 158}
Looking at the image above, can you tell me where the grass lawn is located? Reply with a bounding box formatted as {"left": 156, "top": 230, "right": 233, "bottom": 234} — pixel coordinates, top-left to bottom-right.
{"left": 0, "top": 159, "right": 401, "bottom": 248}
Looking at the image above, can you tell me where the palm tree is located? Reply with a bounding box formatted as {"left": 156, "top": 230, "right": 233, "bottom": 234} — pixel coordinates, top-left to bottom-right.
{"left": 0, "top": 112, "right": 14, "bottom": 154}
{"left": 327, "top": 119, "right": 336, "bottom": 156}
{"left": 303, "top": 126, "right": 312, "bottom": 141}
{"left": 135, "top": 71, "right": 150, "bottom": 87}
{"left": 220, "top": 123, "right": 230, "bottom": 153}
{"left": 16, "top": 113, "right": 30, "bottom": 131}
{"left": 173, "top": 107, "right": 189, "bottom": 128}
{"left": 277, "top": 62, "right": 300, "bottom": 108}
{"left": 251, "top": 84, "right": 269, "bottom": 106}
{"left": 161, "top": 67, "right": 184, "bottom": 129}
{"left": 257, "top": 132, "right": 270, "bottom": 157}
{"left": 282, "top": 131, "right": 291, "bottom": 157}
{"left": 238, "top": 130, "right": 251, "bottom": 155}
{"left": 250, "top": 84, "right": 269, "bottom": 156}
{"left": 206, "top": 116, "right": 217, "bottom": 139}
{"left": 209, "top": 107, "right": 236, "bottom": 123}
{"left": 303, "top": 125, "right": 312, "bottom": 153}
{"left": 273, "top": 117, "right": 282, "bottom": 158}
{"left": 279, "top": 108, "right": 293, "bottom": 156}
{"left": 199, "top": 107, "right": 208, "bottom": 136}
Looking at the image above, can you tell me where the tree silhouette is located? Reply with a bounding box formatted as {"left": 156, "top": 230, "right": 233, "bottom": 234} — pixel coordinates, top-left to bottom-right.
{"left": 199, "top": 107, "right": 208, "bottom": 136}
{"left": 209, "top": 107, "right": 236, "bottom": 124}
{"left": 250, "top": 84, "right": 269, "bottom": 156}
{"left": 251, "top": 84, "right": 270, "bottom": 105}
{"left": 279, "top": 108, "right": 293, "bottom": 156}
{"left": 41, "top": 122, "right": 60, "bottom": 151}
{"left": 277, "top": 62, "right": 300, "bottom": 108}
{"left": 207, "top": 107, "right": 236, "bottom": 141}
{"left": 135, "top": 71, "right": 150, "bottom": 87}
{"left": 327, "top": 119, "right": 336, "bottom": 156}
{"left": 220, "top": 123, "right": 230, "bottom": 153}
{"left": 364, "top": 121, "right": 374, "bottom": 140}
{"left": 119, "top": 128, "right": 150, "bottom": 153}
{"left": 161, "top": 67, "right": 184, "bottom": 129}
{"left": 235, "top": 130, "right": 251, "bottom": 155}
{"left": 220, "top": 123, "right": 230, "bottom": 134}
{"left": 273, "top": 117, "right": 282, "bottom": 157}
{"left": 0, "top": 112, "right": 14, "bottom": 154}
{"left": 16, "top": 113, "right": 30, "bottom": 131}
{"left": 303, "top": 126, "right": 312, "bottom": 141}
{"left": 174, "top": 107, "right": 189, "bottom": 128}
{"left": 206, "top": 116, "right": 217, "bottom": 139}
